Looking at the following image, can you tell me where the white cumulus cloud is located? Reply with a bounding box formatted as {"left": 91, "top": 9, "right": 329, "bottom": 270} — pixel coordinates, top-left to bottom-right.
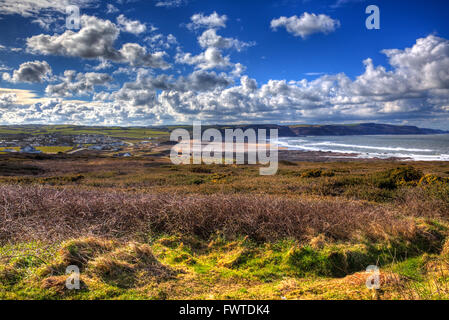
{"left": 45, "top": 70, "right": 113, "bottom": 97}
{"left": 116, "top": 14, "right": 147, "bottom": 35}
{"left": 2, "top": 60, "right": 52, "bottom": 83}
{"left": 175, "top": 47, "right": 232, "bottom": 70}
{"left": 187, "top": 12, "right": 227, "bottom": 30}
{"left": 0, "top": 0, "right": 98, "bottom": 17}
{"left": 198, "top": 29, "right": 255, "bottom": 51}
{"left": 26, "top": 15, "right": 170, "bottom": 69}
{"left": 271, "top": 13, "right": 340, "bottom": 39}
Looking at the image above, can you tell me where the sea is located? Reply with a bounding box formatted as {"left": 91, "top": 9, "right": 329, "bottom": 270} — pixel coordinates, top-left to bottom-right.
{"left": 275, "top": 134, "right": 449, "bottom": 161}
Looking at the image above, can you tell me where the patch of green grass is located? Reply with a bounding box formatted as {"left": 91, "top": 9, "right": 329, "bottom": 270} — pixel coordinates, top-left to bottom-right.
{"left": 390, "top": 256, "right": 426, "bottom": 281}
{"left": 35, "top": 146, "right": 73, "bottom": 154}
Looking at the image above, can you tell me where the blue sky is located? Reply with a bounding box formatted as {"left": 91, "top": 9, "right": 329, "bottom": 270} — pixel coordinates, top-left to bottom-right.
{"left": 0, "top": 0, "right": 448, "bottom": 128}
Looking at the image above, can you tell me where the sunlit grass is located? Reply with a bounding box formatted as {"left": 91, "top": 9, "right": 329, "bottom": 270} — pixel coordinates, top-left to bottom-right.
{"left": 35, "top": 146, "right": 74, "bottom": 154}
{"left": 0, "top": 125, "right": 170, "bottom": 139}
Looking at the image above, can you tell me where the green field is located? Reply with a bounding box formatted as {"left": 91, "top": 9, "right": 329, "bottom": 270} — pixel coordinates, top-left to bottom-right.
{"left": 0, "top": 125, "right": 170, "bottom": 139}
{"left": 35, "top": 146, "right": 74, "bottom": 154}
{"left": 0, "top": 146, "right": 73, "bottom": 154}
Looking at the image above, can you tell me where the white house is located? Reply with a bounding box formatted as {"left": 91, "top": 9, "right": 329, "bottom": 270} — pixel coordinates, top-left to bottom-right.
{"left": 20, "top": 146, "right": 42, "bottom": 154}
{"left": 116, "top": 152, "right": 131, "bottom": 157}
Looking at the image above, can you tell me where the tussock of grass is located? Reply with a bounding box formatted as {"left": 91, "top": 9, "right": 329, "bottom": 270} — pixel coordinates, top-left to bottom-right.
{"left": 41, "top": 275, "right": 87, "bottom": 294}
{"left": 36, "top": 238, "right": 176, "bottom": 292}
{"left": 39, "top": 238, "right": 118, "bottom": 278}
{"left": 88, "top": 242, "right": 175, "bottom": 288}
{"left": 217, "top": 247, "right": 254, "bottom": 269}
{"left": 0, "top": 265, "right": 22, "bottom": 286}
{"left": 59, "top": 238, "right": 118, "bottom": 269}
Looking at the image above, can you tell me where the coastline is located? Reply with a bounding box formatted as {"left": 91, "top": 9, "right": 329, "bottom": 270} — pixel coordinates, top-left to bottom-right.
{"left": 275, "top": 134, "right": 449, "bottom": 162}
{"left": 160, "top": 139, "right": 449, "bottom": 162}
{"left": 181, "top": 139, "right": 449, "bottom": 162}
{"left": 278, "top": 149, "right": 407, "bottom": 162}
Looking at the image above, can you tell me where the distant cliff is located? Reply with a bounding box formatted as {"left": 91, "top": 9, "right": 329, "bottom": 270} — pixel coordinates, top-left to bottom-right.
{"left": 0, "top": 123, "right": 445, "bottom": 139}
{"left": 286, "top": 123, "right": 448, "bottom": 136}
{"left": 210, "top": 123, "right": 447, "bottom": 137}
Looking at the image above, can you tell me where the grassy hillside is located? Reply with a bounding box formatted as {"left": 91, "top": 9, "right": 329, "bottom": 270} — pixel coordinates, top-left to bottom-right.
{"left": 0, "top": 123, "right": 445, "bottom": 141}
{"left": 0, "top": 157, "right": 449, "bottom": 299}
{"left": 0, "top": 125, "right": 169, "bottom": 139}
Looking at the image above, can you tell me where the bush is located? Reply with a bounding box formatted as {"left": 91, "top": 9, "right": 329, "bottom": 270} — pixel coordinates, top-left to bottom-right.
{"left": 189, "top": 178, "right": 205, "bottom": 185}
{"left": 0, "top": 185, "right": 414, "bottom": 243}
{"left": 300, "top": 169, "right": 335, "bottom": 178}
{"left": 389, "top": 166, "right": 423, "bottom": 185}
{"left": 190, "top": 166, "right": 212, "bottom": 174}
{"left": 372, "top": 166, "right": 423, "bottom": 189}
{"left": 419, "top": 174, "right": 449, "bottom": 186}
{"left": 344, "top": 186, "right": 395, "bottom": 203}
{"left": 300, "top": 169, "right": 323, "bottom": 178}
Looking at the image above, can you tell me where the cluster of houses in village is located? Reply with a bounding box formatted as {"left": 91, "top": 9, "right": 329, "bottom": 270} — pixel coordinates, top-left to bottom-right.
{"left": 76, "top": 135, "right": 128, "bottom": 153}
{"left": 0, "top": 134, "right": 131, "bottom": 155}
{"left": 86, "top": 141, "right": 126, "bottom": 151}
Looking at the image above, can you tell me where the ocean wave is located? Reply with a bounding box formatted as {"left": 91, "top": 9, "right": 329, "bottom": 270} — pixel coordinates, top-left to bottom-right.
{"left": 308, "top": 142, "right": 434, "bottom": 152}
{"left": 275, "top": 140, "right": 317, "bottom": 151}
{"left": 274, "top": 139, "right": 449, "bottom": 161}
{"left": 355, "top": 152, "right": 449, "bottom": 161}
{"left": 275, "top": 140, "right": 359, "bottom": 154}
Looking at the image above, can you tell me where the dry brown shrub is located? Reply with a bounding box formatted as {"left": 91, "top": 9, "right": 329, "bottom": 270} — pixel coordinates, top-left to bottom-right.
{"left": 0, "top": 184, "right": 415, "bottom": 244}
{"left": 397, "top": 186, "right": 449, "bottom": 219}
